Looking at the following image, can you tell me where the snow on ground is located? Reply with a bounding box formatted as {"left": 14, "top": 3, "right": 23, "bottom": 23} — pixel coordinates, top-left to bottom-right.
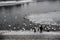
{"left": 26, "top": 11, "right": 60, "bottom": 25}
{"left": 1, "top": 31, "right": 60, "bottom": 35}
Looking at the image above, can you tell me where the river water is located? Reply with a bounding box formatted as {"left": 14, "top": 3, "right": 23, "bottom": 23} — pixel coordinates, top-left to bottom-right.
{"left": 0, "top": 1, "right": 60, "bottom": 29}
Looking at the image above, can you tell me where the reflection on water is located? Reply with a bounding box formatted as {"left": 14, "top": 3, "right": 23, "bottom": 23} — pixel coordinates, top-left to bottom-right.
{"left": 0, "top": 1, "right": 60, "bottom": 30}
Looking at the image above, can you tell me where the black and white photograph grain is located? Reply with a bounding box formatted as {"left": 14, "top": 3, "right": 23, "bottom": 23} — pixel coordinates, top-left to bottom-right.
{"left": 0, "top": 0, "right": 60, "bottom": 40}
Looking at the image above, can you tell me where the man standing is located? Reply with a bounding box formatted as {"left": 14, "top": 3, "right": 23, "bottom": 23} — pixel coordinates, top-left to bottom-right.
{"left": 39, "top": 25, "right": 43, "bottom": 33}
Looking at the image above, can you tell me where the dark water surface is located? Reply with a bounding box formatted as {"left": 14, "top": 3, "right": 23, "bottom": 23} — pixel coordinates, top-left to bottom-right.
{"left": 0, "top": 1, "right": 60, "bottom": 29}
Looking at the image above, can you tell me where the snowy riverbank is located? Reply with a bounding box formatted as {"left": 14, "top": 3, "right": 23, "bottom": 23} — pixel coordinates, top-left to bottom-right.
{"left": 0, "top": 0, "right": 33, "bottom": 6}
{"left": 0, "top": 30, "right": 60, "bottom": 35}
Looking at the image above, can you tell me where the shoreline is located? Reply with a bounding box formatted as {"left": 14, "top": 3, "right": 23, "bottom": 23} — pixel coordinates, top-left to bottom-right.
{"left": 0, "top": 0, "right": 32, "bottom": 6}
